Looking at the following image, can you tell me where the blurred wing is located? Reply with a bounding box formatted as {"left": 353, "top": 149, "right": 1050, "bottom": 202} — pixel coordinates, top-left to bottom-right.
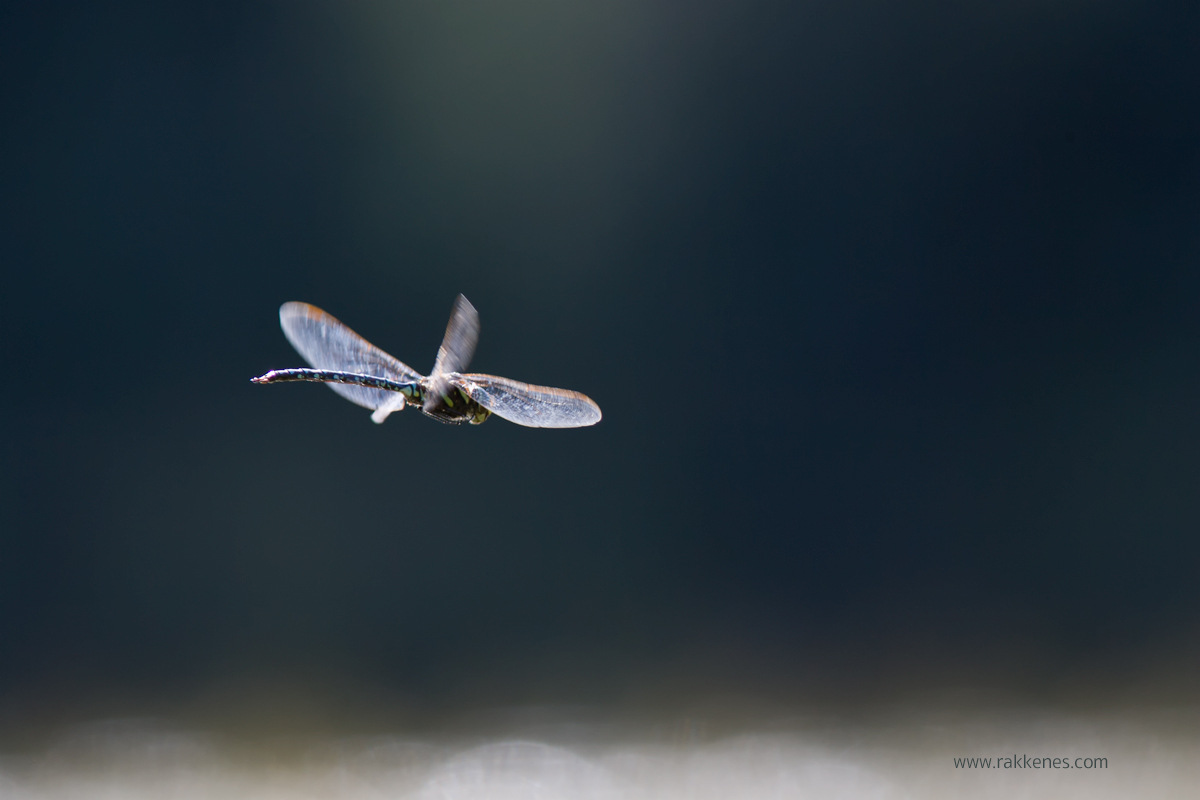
{"left": 452, "top": 373, "right": 601, "bottom": 428}
{"left": 279, "top": 302, "right": 423, "bottom": 410}
{"left": 430, "top": 294, "right": 480, "bottom": 377}
{"left": 370, "top": 393, "right": 408, "bottom": 424}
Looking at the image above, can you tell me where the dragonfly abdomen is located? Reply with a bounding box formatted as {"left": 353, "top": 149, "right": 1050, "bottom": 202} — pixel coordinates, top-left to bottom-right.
{"left": 251, "top": 368, "right": 420, "bottom": 398}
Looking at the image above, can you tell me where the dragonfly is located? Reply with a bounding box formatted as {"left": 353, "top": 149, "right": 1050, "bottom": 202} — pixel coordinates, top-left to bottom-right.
{"left": 252, "top": 295, "right": 601, "bottom": 428}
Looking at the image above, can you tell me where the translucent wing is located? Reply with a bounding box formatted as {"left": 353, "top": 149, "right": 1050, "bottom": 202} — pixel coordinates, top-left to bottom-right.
{"left": 451, "top": 373, "right": 602, "bottom": 428}
{"left": 430, "top": 294, "right": 480, "bottom": 377}
{"left": 370, "top": 393, "right": 408, "bottom": 424}
{"left": 279, "top": 302, "right": 424, "bottom": 411}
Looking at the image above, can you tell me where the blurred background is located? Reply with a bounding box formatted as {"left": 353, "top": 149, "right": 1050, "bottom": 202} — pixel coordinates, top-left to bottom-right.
{"left": 1, "top": 0, "right": 1198, "bottom": 793}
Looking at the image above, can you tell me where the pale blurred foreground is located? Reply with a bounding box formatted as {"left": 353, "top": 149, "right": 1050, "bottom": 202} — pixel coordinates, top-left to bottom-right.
{"left": 1, "top": 712, "right": 1197, "bottom": 800}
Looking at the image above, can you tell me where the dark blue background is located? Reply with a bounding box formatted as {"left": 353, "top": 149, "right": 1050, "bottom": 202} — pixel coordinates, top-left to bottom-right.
{"left": 2, "top": 1, "right": 1198, "bottom": 732}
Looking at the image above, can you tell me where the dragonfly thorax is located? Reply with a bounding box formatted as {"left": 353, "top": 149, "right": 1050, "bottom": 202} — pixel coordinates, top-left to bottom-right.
{"left": 418, "top": 379, "right": 491, "bottom": 425}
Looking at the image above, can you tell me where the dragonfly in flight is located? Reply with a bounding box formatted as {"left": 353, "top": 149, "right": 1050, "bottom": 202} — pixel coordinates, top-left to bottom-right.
{"left": 252, "top": 295, "right": 601, "bottom": 428}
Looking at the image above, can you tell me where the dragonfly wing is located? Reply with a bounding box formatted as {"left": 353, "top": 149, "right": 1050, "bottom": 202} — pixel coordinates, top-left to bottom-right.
{"left": 430, "top": 295, "right": 480, "bottom": 377}
{"left": 279, "top": 302, "right": 424, "bottom": 411}
{"left": 452, "top": 373, "right": 602, "bottom": 428}
{"left": 370, "top": 393, "right": 407, "bottom": 424}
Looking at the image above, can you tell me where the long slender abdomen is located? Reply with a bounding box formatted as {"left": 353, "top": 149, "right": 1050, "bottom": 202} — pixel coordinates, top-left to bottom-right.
{"left": 251, "top": 368, "right": 418, "bottom": 397}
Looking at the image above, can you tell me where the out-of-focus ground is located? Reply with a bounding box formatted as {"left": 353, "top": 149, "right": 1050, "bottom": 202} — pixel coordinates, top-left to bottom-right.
{"left": 1, "top": 708, "right": 1196, "bottom": 800}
